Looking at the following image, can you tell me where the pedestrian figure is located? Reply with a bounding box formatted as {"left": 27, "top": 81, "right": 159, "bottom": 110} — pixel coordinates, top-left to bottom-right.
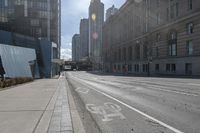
{"left": 0, "top": 56, "right": 5, "bottom": 81}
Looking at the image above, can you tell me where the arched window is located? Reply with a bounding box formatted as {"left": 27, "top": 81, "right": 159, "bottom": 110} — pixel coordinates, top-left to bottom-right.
{"left": 168, "top": 31, "right": 177, "bottom": 56}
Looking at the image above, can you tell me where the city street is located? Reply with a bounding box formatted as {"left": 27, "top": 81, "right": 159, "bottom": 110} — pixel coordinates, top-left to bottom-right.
{"left": 66, "top": 71, "right": 200, "bottom": 133}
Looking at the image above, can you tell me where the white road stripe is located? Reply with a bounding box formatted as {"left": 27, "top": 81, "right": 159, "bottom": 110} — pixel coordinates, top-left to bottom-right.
{"left": 70, "top": 75, "right": 184, "bottom": 133}
{"left": 90, "top": 87, "right": 184, "bottom": 133}
{"left": 146, "top": 85, "right": 199, "bottom": 97}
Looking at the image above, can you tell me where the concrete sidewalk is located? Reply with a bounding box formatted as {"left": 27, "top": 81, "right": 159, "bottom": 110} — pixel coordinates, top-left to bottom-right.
{"left": 0, "top": 76, "right": 73, "bottom": 133}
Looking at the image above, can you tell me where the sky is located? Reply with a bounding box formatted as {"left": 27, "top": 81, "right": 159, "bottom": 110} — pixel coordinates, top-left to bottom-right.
{"left": 61, "top": 0, "right": 126, "bottom": 60}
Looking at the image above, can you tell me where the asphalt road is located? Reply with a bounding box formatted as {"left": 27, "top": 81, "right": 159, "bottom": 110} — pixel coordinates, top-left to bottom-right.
{"left": 66, "top": 71, "right": 200, "bottom": 133}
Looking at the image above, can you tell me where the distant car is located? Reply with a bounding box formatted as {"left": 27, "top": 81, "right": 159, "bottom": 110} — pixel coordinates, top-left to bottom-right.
{"left": 64, "top": 65, "right": 72, "bottom": 71}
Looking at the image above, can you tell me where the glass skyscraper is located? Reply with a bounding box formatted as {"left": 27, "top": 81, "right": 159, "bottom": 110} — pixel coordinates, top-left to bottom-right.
{"left": 0, "top": 0, "right": 61, "bottom": 53}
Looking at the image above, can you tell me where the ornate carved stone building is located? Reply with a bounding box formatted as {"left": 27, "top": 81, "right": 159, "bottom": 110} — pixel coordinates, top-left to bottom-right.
{"left": 103, "top": 0, "right": 200, "bottom": 76}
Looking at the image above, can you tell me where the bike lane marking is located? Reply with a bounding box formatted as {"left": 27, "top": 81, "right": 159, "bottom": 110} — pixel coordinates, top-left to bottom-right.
{"left": 70, "top": 75, "right": 184, "bottom": 133}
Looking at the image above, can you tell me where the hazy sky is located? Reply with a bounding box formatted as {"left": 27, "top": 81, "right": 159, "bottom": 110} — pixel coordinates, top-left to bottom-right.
{"left": 61, "top": 0, "right": 126, "bottom": 60}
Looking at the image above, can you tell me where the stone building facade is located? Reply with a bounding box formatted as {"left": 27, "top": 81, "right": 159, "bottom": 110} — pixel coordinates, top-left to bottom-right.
{"left": 106, "top": 5, "right": 118, "bottom": 20}
{"left": 103, "top": 0, "right": 200, "bottom": 76}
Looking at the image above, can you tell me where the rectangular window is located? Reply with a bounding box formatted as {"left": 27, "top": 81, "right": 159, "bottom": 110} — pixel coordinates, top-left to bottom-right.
{"left": 4, "top": 0, "right": 8, "bottom": 6}
{"left": 171, "top": 64, "right": 176, "bottom": 72}
{"left": 114, "top": 65, "right": 117, "bottom": 70}
{"left": 167, "top": 8, "right": 169, "bottom": 21}
{"left": 156, "top": 47, "right": 159, "bottom": 57}
{"left": 186, "top": 40, "right": 193, "bottom": 55}
{"left": 134, "top": 64, "right": 139, "bottom": 72}
{"left": 143, "top": 64, "right": 148, "bottom": 72}
{"left": 187, "top": 23, "right": 193, "bottom": 34}
{"left": 170, "top": 4, "right": 175, "bottom": 19}
{"left": 123, "top": 48, "right": 126, "bottom": 60}
{"left": 157, "top": 0, "right": 160, "bottom": 7}
{"left": 155, "top": 64, "right": 159, "bottom": 72}
{"left": 118, "top": 48, "right": 121, "bottom": 61}
{"left": 172, "top": 43, "right": 177, "bottom": 56}
{"left": 143, "top": 64, "right": 145, "bottom": 72}
{"left": 156, "top": 33, "right": 161, "bottom": 42}
{"left": 157, "top": 13, "right": 161, "bottom": 24}
{"left": 185, "top": 63, "right": 192, "bottom": 75}
{"left": 128, "top": 46, "right": 132, "bottom": 61}
{"left": 166, "top": 64, "right": 171, "bottom": 72}
{"left": 135, "top": 45, "right": 140, "bottom": 60}
{"left": 188, "top": 0, "right": 193, "bottom": 10}
{"left": 143, "top": 45, "right": 148, "bottom": 59}
{"left": 114, "top": 52, "right": 117, "bottom": 61}
{"left": 176, "top": 3, "right": 179, "bottom": 17}
{"left": 118, "top": 65, "right": 121, "bottom": 71}
{"left": 128, "top": 64, "right": 132, "bottom": 72}
{"left": 169, "top": 45, "right": 172, "bottom": 56}
{"left": 24, "top": 0, "right": 28, "bottom": 17}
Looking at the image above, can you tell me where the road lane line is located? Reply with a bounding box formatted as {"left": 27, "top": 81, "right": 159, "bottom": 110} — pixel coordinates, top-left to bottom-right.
{"left": 71, "top": 73, "right": 199, "bottom": 97}
{"left": 146, "top": 85, "right": 199, "bottom": 97}
{"left": 70, "top": 75, "right": 184, "bottom": 133}
{"left": 90, "top": 87, "right": 184, "bottom": 133}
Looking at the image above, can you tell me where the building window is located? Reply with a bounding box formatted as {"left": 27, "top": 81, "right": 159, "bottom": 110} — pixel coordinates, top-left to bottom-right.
{"left": 157, "top": 12, "right": 161, "bottom": 24}
{"left": 170, "top": 1, "right": 179, "bottom": 18}
{"left": 167, "top": 8, "right": 169, "bottom": 21}
{"left": 128, "top": 64, "right": 132, "bottom": 72}
{"left": 156, "top": 33, "right": 161, "bottom": 42}
{"left": 135, "top": 45, "right": 140, "bottom": 60}
{"left": 176, "top": 3, "right": 179, "bottom": 17}
{"left": 170, "top": 3, "right": 175, "bottom": 19}
{"left": 118, "top": 65, "right": 121, "bottom": 71}
{"left": 166, "top": 64, "right": 171, "bottom": 72}
{"left": 143, "top": 64, "right": 148, "bottom": 73}
{"left": 128, "top": 46, "right": 133, "bottom": 61}
{"left": 166, "top": 63, "right": 176, "bottom": 72}
{"left": 30, "top": 19, "right": 40, "bottom": 26}
{"left": 172, "top": 43, "right": 177, "bottom": 56}
{"left": 4, "top": 0, "right": 8, "bottom": 6}
{"left": 157, "top": 0, "right": 160, "bottom": 7}
{"left": 114, "top": 65, "right": 117, "bottom": 71}
{"left": 134, "top": 64, "right": 139, "bottom": 72}
{"left": 118, "top": 48, "right": 121, "bottom": 61}
{"left": 188, "top": 0, "right": 193, "bottom": 10}
{"left": 169, "top": 32, "right": 177, "bottom": 56}
{"left": 185, "top": 63, "right": 192, "bottom": 75}
{"left": 156, "top": 47, "right": 159, "bottom": 57}
{"left": 123, "top": 47, "right": 126, "bottom": 60}
{"left": 155, "top": 64, "right": 159, "bottom": 72}
{"left": 169, "top": 42, "right": 177, "bottom": 56}
{"left": 171, "top": 64, "right": 176, "bottom": 72}
{"left": 143, "top": 45, "right": 148, "bottom": 59}
{"left": 187, "top": 23, "right": 193, "bottom": 35}
{"left": 114, "top": 52, "right": 117, "bottom": 61}
{"left": 186, "top": 40, "right": 193, "bottom": 55}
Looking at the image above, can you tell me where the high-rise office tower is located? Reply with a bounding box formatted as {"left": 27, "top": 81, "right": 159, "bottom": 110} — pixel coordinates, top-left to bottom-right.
{"left": 0, "top": 0, "right": 61, "bottom": 56}
{"left": 89, "top": 0, "right": 104, "bottom": 69}
{"left": 72, "top": 34, "right": 80, "bottom": 61}
{"left": 80, "top": 18, "right": 89, "bottom": 59}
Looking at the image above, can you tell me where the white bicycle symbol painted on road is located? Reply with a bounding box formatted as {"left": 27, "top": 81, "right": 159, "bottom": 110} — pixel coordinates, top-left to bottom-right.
{"left": 86, "top": 102, "right": 126, "bottom": 122}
